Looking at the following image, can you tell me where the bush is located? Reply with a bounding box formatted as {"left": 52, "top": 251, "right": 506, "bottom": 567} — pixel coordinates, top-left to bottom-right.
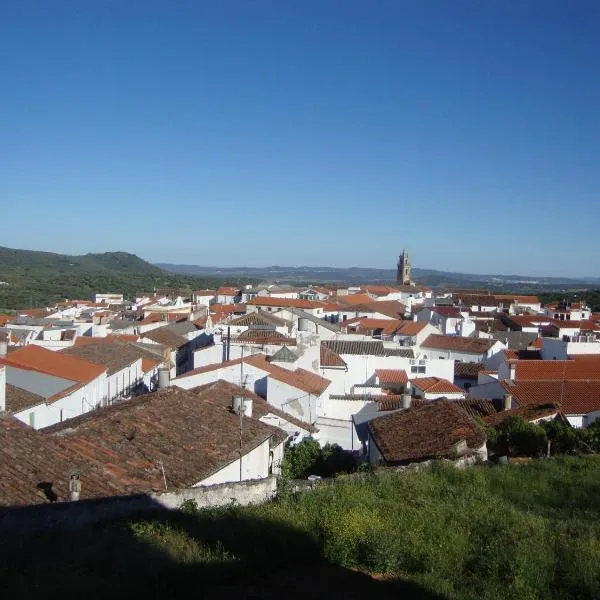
{"left": 281, "top": 439, "right": 356, "bottom": 479}
{"left": 489, "top": 416, "right": 547, "bottom": 457}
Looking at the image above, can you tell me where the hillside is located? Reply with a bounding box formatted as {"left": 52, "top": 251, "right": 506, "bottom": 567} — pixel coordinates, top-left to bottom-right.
{"left": 3, "top": 456, "right": 600, "bottom": 599}
{"left": 157, "top": 262, "right": 600, "bottom": 292}
{"left": 0, "top": 246, "right": 255, "bottom": 310}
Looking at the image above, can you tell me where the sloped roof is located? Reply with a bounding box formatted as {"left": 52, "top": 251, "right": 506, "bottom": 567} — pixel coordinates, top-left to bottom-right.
{"left": 454, "top": 362, "right": 485, "bottom": 380}
{"left": 0, "top": 415, "right": 134, "bottom": 506}
{"left": 2, "top": 344, "right": 106, "bottom": 383}
{"left": 410, "top": 377, "right": 464, "bottom": 395}
{"left": 270, "top": 346, "right": 299, "bottom": 363}
{"left": 484, "top": 403, "right": 561, "bottom": 426}
{"left": 503, "top": 380, "right": 600, "bottom": 416}
{"left": 61, "top": 340, "right": 142, "bottom": 375}
{"left": 512, "top": 355, "right": 600, "bottom": 380}
{"left": 228, "top": 312, "right": 288, "bottom": 327}
{"left": 421, "top": 334, "right": 496, "bottom": 353}
{"left": 141, "top": 326, "right": 188, "bottom": 349}
{"left": 375, "top": 369, "right": 408, "bottom": 385}
{"left": 319, "top": 345, "right": 347, "bottom": 368}
{"left": 44, "top": 386, "right": 286, "bottom": 491}
{"left": 5, "top": 384, "right": 46, "bottom": 413}
{"left": 190, "top": 380, "right": 317, "bottom": 433}
{"left": 354, "top": 318, "right": 403, "bottom": 335}
{"left": 368, "top": 400, "right": 486, "bottom": 464}
{"left": 247, "top": 297, "right": 318, "bottom": 309}
{"left": 396, "top": 321, "right": 429, "bottom": 336}
{"left": 453, "top": 398, "right": 498, "bottom": 420}
{"left": 244, "top": 355, "right": 331, "bottom": 396}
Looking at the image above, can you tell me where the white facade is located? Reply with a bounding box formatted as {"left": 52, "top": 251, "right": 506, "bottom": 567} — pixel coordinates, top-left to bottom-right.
{"left": 106, "top": 359, "right": 143, "bottom": 403}
{"left": 196, "top": 438, "right": 283, "bottom": 486}
{"left": 541, "top": 336, "right": 600, "bottom": 360}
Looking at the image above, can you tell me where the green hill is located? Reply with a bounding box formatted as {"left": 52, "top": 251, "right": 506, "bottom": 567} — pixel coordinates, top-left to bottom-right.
{"left": 3, "top": 456, "right": 600, "bottom": 598}
{"left": 0, "top": 246, "right": 254, "bottom": 310}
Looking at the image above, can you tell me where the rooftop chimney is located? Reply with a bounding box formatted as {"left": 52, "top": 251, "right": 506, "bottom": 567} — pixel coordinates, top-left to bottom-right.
{"left": 503, "top": 393, "right": 512, "bottom": 411}
{"left": 0, "top": 341, "right": 7, "bottom": 358}
{"left": 157, "top": 368, "right": 170, "bottom": 390}
{"left": 69, "top": 473, "right": 81, "bottom": 502}
{"left": 402, "top": 393, "right": 412, "bottom": 410}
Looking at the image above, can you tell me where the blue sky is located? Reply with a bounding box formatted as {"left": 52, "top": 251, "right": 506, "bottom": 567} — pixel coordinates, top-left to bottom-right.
{"left": 1, "top": 1, "right": 599, "bottom": 277}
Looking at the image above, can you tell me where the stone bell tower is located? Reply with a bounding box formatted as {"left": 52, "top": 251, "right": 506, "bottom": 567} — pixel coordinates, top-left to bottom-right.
{"left": 397, "top": 249, "right": 412, "bottom": 285}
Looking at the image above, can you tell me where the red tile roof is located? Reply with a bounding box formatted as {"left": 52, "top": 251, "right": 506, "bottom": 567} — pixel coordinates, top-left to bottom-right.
{"left": 512, "top": 356, "right": 600, "bottom": 380}
{"left": 245, "top": 355, "right": 331, "bottom": 395}
{"left": 410, "top": 377, "right": 464, "bottom": 395}
{"left": 337, "top": 293, "right": 375, "bottom": 306}
{"left": 216, "top": 287, "right": 240, "bottom": 296}
{"left": 375, "top": 369, "right": 408, "bottom": 385}
{"left": 368, "top": 400, "right": 486, "bottom": 464}
{"left": 395, "top": 320, "right": 428, "bottom": 336}
{"left": 247, "top": 297, "right": 319, "bottom": 309}
{"left": 2, "top": 344, "right": 106, "bottom": 383}
{"left": 484, "top": 403, "right": 561, "bottom": 426}
{"left": 421, "top": 334, "right": 496, "bottom": 353}
{"left": 319, "top": 345, "right": 347, "bottom": 369}
{"left": 503, "top": 380, "right": 600, "bottom": 416}
{"left": 353, "top": 318, "right": 403, "bottom": 335}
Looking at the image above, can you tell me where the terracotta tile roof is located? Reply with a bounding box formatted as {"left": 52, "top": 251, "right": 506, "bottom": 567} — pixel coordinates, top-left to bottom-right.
{"left": 61, "top": 340, "right": 142, "bottom": 375}
{"left": 453, "top": 398, "right": 498, "bottom": 420}
{"left": 432, "top": 306, "right": 463, "bottom": 318}
{"left": 141, "top": 357, "right": 158, "bottom": 373}
{"left": 337, "top": 293, "right": 376, "bottom": 306}
{"left": 245, "top": 355, "right": 331, "bottom": 395}
{"left": 210, "top": 303, "right": 246, "bottom": 314}
{"left": 193, "top": 289, "right": 216, "bottom": 296}
{"left": 353, "top": 318, "right": 403, "bottom": 335}
{"left": 484, "top": 403, "right": 561, "bottom": 426}
{"left": 216, "top": 287, "right": 240, "bottom": 296}
{"left": 173, "top": 357, "right": 250, "bottom": 379}
{"left": 375, "top": 369, "right": 408, "bottom": 385}
{"left": 495, "top": 295, "right": 540, "bottom": 304}
{"left": 368, "top": 400, "right": 486, "bottom": 465}
{"left": 551, "top": 320, "right": 600, "bottom": 331}
{"left": 319, "top": 345, "right": 347, "bottom": 369}
{"left": 189, "top": 380, "right": 317, "bottom": 433}
{"left": 141, "top": 327, "right": 188, "bottom": 349}
{"left": 5, "top": 384, "right": 46, "bottom": 413}
{"left": 453, "top": 293, "right": 497, "bottom": 307}
{"left": 503, "top": 380, "right": 600, "bottom": 416}
{"left": 320, "top": 302, "right": 346, "bottom": 312}
{"left": 512, "top": 356, "right": 600, "bottom": 380}
{"left": 360, "top": 285, "right": 399, "bottom": 295}
{"left": 454, "top": 362, "right": 485, "bottom": 380}
{"left": 44, "top": 386, "right": 286, "bottom": 492}
{"left": 247, "top": 297, "right": 319, "bottom": 309}
{"left": 228, "top": 312, "right": 288, "bottom": 327}
{"left": 396, "top": 321, "right": 428, "bottom": 336}
{"left": 2, "top": 345, "right": 106, "bottom": 383}
{"left": 411, "top": 377, "right": 464, "bottom": 395}
{"left": 366, "top": 300, "right": 407, "bottom": 319}
{"left": 0, "top": 415, "right": 134, "bottom": 506}
{"left": 421, "top": 334, "right": 496, "bottom": 353}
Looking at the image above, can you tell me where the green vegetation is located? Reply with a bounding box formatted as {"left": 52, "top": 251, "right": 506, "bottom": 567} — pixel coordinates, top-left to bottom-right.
{"left": 4, "top": 456, "right": 600, "bottom": 599}
{"left": 538, "top": 290, "right": 600, "bottom": 312}
{"left": 281, "top": 439, "right": 357, "bottom": 479}
{"left": 484, "top": 416, "right": 600, "bottom": 458}
{"left": 0, "top": 246, "right": 256, "bottom": 309}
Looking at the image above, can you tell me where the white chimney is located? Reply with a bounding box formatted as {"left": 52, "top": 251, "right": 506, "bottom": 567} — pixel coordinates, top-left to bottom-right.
{"left": 0, "top": 341, "right": 7, "bottom": 358}
{"left": 503, "top": 393, "right": 512, "bottom": 411}
{"left": 0, "top": 366, "right": 5, "bottom": 412}
{"left": 157, "top": 368, "right": 170, "bottom": 390}
{"left": 402, "top": 393, "right": 412, "bottom": 409}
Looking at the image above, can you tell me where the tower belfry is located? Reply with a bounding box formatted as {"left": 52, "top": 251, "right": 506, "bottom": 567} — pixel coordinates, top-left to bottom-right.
{"left": 397, "top": 249, "right": 412, "bottom": 285}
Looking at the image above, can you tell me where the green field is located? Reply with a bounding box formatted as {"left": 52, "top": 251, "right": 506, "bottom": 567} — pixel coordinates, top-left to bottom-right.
{"left": 3, "top": 455, "right": 600, "bottom": 599}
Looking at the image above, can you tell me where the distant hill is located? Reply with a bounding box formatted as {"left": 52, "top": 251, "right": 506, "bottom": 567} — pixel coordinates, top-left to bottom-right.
{"left": 0, "top": 246, "right": 255, "bottom": 310}
{"left": 156, "top": 262, "right": 600, "bottom": 292}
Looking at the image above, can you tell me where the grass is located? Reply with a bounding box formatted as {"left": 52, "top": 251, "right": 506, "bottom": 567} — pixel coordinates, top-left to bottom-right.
{"left": 3, "top": 455, "right": 600, "bottom": 599}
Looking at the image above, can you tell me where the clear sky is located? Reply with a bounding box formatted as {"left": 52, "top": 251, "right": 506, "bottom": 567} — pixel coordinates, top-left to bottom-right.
{"left": 1, "top": 1, "right": 599, "bottom": 277}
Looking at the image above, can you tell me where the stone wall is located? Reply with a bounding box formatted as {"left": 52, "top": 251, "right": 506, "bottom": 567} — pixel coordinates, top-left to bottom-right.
{"left": 0, "top": 477, "right": 277, "bottom": 535}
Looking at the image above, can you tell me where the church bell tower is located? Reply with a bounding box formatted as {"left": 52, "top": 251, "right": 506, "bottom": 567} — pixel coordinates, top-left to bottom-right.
{"left": 397, "top": 249, "right": 412, "bottom": 285}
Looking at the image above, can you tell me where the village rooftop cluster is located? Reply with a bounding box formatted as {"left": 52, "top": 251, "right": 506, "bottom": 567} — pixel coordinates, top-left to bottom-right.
{"left": 1, "top": 250, "right": 600, "bottom": 507}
